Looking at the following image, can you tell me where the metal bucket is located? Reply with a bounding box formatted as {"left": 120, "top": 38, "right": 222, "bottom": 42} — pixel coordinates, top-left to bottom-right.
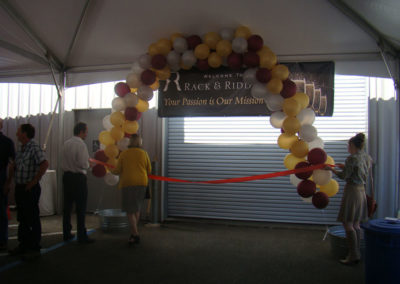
{"left": 97, "top": 209, "right": 129, "bottom": 231}
{"left": 328, "top": 225, "right": 365, "bottom": 259}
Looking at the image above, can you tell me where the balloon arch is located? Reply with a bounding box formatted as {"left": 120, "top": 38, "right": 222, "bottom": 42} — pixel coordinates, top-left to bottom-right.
{"left": 93, "top": 26, "right": 338, "bottom": 210}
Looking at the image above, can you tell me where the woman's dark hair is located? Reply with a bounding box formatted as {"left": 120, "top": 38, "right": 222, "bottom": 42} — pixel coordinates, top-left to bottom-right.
{"left": 74, "top": 122, "right": 87, "bottom": 135}
{"left": 349, "top": 133, "right": 365, "bottom": 150}
{"left": 20, "top": 123, "right": 35, "bottom": 139}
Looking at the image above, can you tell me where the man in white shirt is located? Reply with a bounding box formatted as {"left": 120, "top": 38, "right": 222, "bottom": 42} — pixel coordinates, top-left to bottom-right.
{"left": 62, "top": 122, "right": 94, "bottom": 244}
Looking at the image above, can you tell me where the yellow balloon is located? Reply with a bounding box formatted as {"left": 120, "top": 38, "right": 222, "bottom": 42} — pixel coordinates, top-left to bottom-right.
{"left": 259, "top": 51, "right": 277, "bottom": 69}
{"left": 271, "top": 64, "right": 289, "bottom": 81}
{"left": 148, "top": 43, "right": 159, "bottom": 56}
{"left": 257, "top": 46, "right": 272, "bottom": 57}
{"left": 326, "top": 155, "right": 335, "bottom": 166}
{"left": 136, "top": 99, "right": 149, "bottom": 113}
{"left": 266, "top": 78, "right": 283, "bottom": 94}
{"left": 110, "top": 111, "right": 125, "bottom": 127}
{"left": 156, "top": 38, "right": 172, "bottom": 56}
{"left": 155, "top": 67, "right": 171, "bottom": 80}
{"left": 98, "top": 131, "right": 115, "bottom": 146}
{"left": 150, "top": 79, "right": 160, "bottom": 90}
{"left": 208, "top": 52, "right": 222, "bottom": 68}
{"left": 284, "top": 153, "right": 306, "bottom": 170}
{"left": 290, "top": 140, "right": 309, "bottom": 158}
{"left": 277, "top": 133, "right": 298, "bottom": 150}
{"left": 283, "top": 98, "right": 301, "bottom": 117}
{"left": 203, "top": 32, "right": 221, "bottom": 49}
{"left": 235, "top": 26, "right": 252, "bottom": 39}
{"left": 216, "top": 40, "right": 232, "bottom": 57}
{"left": 106, "top": 157, "right": 118, "bottom": 169}
{"left": 194, "top": 44, "right": 210, "bottom": 60}
{"left": 105, "top": 144, "right": 119, "bottom": 159}
{"left": 319, "top": 179, "right": 339, "bottom": 197}
{"left": 130, "top": 88, "right": 137, "bottom": 93}
{"left": 282, "top": 117, "right": 301, "bottom": 135}
{"left": 292, "top": 92, "right": 310, "bottom": 109}
{"left": 123, "top": 120, "right": 139, "bottom": 134}
{"left": 110, "top": 126, "right": 124, "bottom": 142}
{"left": 170, "top": 33, "right": 183, "bottom": 43}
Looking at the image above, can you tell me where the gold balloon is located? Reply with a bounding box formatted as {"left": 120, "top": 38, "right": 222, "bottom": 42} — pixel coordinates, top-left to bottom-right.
{"left": 203, "top": 32, "right": 221, "bottom": 49}
{"left": 136, "top": 99, "right": 149, "bottom": 112}
{"left": 110, "top": 126, "right": 124, "bottom": 142}
{"left": 150, "top": 79, "right": 160, "bottom": 90}
{"left": 170, "top": 33, "right": 183, "bottom": 43}
{"left": 290, "top": 140, "right": 309, "bottom": 158}
{"left": 155, "top": 67, "right": 171, "bottom": 80}
{"left": 259, "top": 50, "right": 277, "bottom": 69}
{"left": 292, "top": 93, "right": 310, "bottom": 109}
{"left": 194, "top": 44, "right": 210, "bottom": 60}
{"left": 180, "top": 63, "right": 192, "bottom": 70}
{"left": 257, "top": 46, "right": 272, "bottom": 57}
{"left": 130, "top": 88, "right": 137, "bottom": 93}
{"left": 271, "top": 64, "right": 289, "bottom": 81}
{"left": 216, "top": 40, "right": 232, "bottom": 57}
{"left": 325, "top": 155, "right": 335, "bottom": 166}
{"left": 122, "top": 120, "right": 139, "bottom": 134}
{"left": 208, "top": 52, "right": 222, "bottom": 68}
{"left": 98, "top": 131, "right": 115, "bottom": 146}
{"left": 110, "top": 111, "right": 125, "bottom": 127}
{"left": 282, "top": 117, "right": 301, "bottom": 135}
{"left": 235, "top": 26, "right": 252, "bottom": 39}
{"left": 319, "top": 179, "right": 339, "bottom": 197}
{"left": 277, "top": 133, "right": 298, "bottom": 150}
{"left": 148, "top": 43, "right": 159, "bottom": 56}
{"left": 284, "top": 153, "right": 306, "bottom": 170}
{"left": 156, "top": 38, "right": 172, "bottom": 56}
{"left": 266, "top": 78, "right": 283, "bottom": 94}
{"left": 105, "top": 144, "right": 119, "bottom": 158}
{"left": 106, "top": 157, "right": 118, "bottom": 169}
{"left": 283, "top": 98, "right": 301, "bottom": 117}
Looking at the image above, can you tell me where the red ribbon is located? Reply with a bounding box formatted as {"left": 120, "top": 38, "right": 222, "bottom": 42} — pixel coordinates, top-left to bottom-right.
{"left": 90, "top": 158, "right": 333, "bottom": 185}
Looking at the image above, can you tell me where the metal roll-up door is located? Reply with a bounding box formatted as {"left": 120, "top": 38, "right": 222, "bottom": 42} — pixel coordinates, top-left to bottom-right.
{"left": 165, "top": 75, "right": 369, "bottom": 224}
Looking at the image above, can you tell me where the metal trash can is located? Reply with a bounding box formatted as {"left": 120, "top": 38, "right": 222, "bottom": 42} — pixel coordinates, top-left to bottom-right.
{"left": 97, "top": 209, "right": 129, "bottom": 231}
{"left": 362, "top": 219, "right": 400, "bottom": 284}
{"left": 327, "top": 225, "right": 365, "bottom": 260}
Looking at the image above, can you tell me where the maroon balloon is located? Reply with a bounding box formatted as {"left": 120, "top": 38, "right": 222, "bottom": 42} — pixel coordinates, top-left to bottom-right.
{"left": 297, "top": 180, "right": 317, "bottom": 198}
{"left": 94, "top": 150, "right": 108, "bottom": 162}
{"left": 312, "top": 192, "right": 329, "bottom": 209}
{"left": 151, "top": 54, "right": 167, "bottom": 70}
{"left": 141, "top": 69, "right": 156, "bottom": 85}
{"left": 227, "top": 52, "right": 243, "bottom": 70}
{"left": 125, "top": 107, "right": 139, "bottom": 121}
{"left": 196, "top": 59, "right": 210, "bottom": 71}
{"left": 247, "top": 35, "right": 264, "bottom": 51}
{"left": 280, "top": 79, "right": 297, "bottom": 98}
{"left": 114, "top": 82, "right": 131, "bottom": 97}
{"left": 294, "top": 161, "right": 313, "bottom": 179}
{"left": 307, "top": 148, "right": 327, "bottom": 165}
{"left": 256, "top": 68, "right": 272, "bottom": 83}
{"left": 92, "top": 164, "right": 106, "bottom": 178}
{"left": 243, "top": 51, "right": 260, "bottom": 67}
{"left": 186, "top": 35, "right": 202, "bottom": 50}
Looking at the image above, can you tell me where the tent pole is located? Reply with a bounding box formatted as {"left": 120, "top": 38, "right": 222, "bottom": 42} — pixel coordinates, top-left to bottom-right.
{"left": 56, "top": 72, "right": 66, "bottom": 214}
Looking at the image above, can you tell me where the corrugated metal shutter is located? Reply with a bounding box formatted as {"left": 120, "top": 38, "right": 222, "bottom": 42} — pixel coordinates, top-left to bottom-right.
{"left": 165, "top": 75, "right": 368, "bottom": 224}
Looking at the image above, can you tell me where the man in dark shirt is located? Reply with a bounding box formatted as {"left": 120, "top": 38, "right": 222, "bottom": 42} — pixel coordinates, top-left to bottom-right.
{"left": 0, "top": 118, "right": 15, "bottom": 251}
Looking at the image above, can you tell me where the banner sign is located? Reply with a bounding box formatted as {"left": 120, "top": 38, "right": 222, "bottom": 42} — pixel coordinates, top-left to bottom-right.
{"left": 158, "top": 61, "right": 334, "bottom": 117}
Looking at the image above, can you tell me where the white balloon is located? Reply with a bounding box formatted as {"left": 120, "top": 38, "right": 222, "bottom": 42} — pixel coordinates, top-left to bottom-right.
{"left": 170, "top": 64, "right": 181, "bottom": 72}
{"left": 265, "top": 93, "right": 284, "bottom": 111}
{"left": 138, "top": 54, "right": 151, "bottom": 69}
{"left": 173, "top": 37, "right": 188, "bottom": 53}
{"left": 167, "top": 51, "right": 181, "bottom": 67}
{"left": 308, "top": 137, "right": 325, "bottom": 150}
{"left": 243, "top": 68, "right": 258, "bottom": 84}
{"left": 126, "top": 72, "right": 142, "bottom": 89}
{"left": 270, "top": 111, "right": 286, "bottom": 128}
{"left": 137, "top": 85, "right": 154, "bottom": 101}
{"left": 181, "top": 50, "right": 196, "bottom": 67}
{"left": 232, "top": 37, "right": 248, "bottom": 53}
{"left": 117, "top": 137, "right": 130, "bottom": 151}
{"left": 299, "top": 124, "right": 318, "bottom": 142}
{"left": 301, "top": 197, "right": 313, "bottom": 203}
{"left": 131, "top": 61, "right": 144, "bottom": 75}
{"left": 312, "top": 169, "right": 332, "bottom": 186}
{"left": 297, "top": 108, "right": 315, "bottom": 125}
{"left": 104, "top": 172, "right": 119, "bottom": 186}
{"left": 100, "top": 143, "right": 106, "bottom": 150}
{"left": 219, "top": 28, "right": 234, "bottom": 41}
{"left": 123, "top": 93, "right": 139, "bottom": 107}
{"left": 251, "top": 83, "right": 268, "bottom": 99}
{"left": 102, "top": 115, "right": 113, "bottom": 131}
{"left": 290, "top": 174, "right": 302, "bottom": 187}
{"left": 111, "top": 97, "right": 126, "bottom": 111}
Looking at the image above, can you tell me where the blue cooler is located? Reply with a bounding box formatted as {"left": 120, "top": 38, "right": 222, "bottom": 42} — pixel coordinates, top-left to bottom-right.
{"left": 362, "top": 219, "right": 400, "bottom": 284}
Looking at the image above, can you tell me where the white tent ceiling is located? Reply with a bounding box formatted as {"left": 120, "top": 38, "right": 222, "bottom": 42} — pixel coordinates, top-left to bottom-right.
{"left": 0, "top": 0, "right": 399, "bottom": 87}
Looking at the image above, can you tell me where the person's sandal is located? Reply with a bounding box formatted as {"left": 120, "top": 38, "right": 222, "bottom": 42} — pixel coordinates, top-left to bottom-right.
{"left": 128, "top": 235, "right": 135, "bottom": 245}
